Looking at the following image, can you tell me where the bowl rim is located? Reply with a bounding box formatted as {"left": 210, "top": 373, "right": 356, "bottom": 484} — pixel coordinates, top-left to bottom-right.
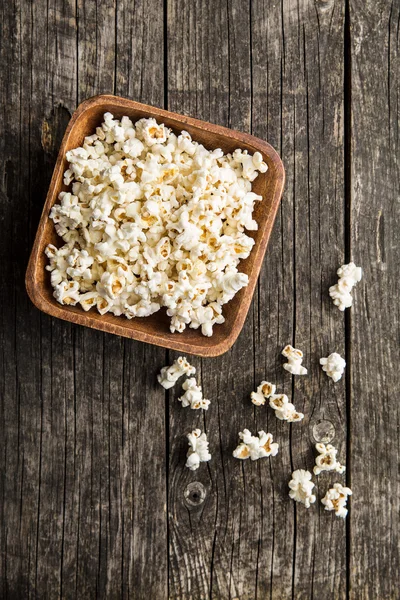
{"left": 25, "top": 94, "right": 285, "bottom": 357}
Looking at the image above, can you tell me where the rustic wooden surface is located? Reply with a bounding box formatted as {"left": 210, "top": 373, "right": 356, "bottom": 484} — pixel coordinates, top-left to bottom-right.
{"left": 0, "top": 0, "right": 398, "bottom": 598}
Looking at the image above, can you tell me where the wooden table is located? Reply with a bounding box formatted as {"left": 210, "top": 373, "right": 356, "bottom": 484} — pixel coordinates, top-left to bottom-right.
{"left": 1, "top": 0, "right": 398, "bottom": 598}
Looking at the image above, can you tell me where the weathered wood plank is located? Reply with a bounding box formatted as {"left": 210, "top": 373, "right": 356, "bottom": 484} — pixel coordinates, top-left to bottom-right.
{"left": 167, "top": 0, "right": 348, "bottom": 598}
{"left": 70, "top": 0, "right": 168, "bottom": 597}
{"left": 0, "top": 1, "right": 168, "bottom": 598}
{"left": 253, "top": 0, "right": 348, "bottom": 597}
{"left": 167, "top": 2, "right": 257, "bottom": 598}
{"left": 349, "top": 1, "right": 400, "bottom": 598}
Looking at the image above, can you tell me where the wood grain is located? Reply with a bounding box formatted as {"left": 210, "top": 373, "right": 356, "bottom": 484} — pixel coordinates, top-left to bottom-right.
{"left": 1, "top": 0, "right": 399, "bottom": 598}
{"left": 348, "top": 0, "right": 400, "bottom": 598}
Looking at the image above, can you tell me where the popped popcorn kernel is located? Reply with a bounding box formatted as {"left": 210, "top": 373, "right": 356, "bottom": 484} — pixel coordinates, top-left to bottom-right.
{"left": 288, "top": 469, "right": 316, "bottom": 508}
{"left": 282, "top": 345, "right": 308, "bottom": 376}
{"left": 320, "top": 352, "right": 346, "bottom": 382}
{"left": 157, "top": 356, "right": 196, "bottom": 389}
{"left": 233, "top": 429, "right": 279, "bottom": 461}
{"left": 321, "top": 483, "right": 352, "bottom": 518}
{"left": 186, "top": 429, "right": 211, "bottom": 471}
{"left": 329, "top": 262, "right": 362, "bottom": 311}
{"left": 313, "top": 443, "right": 346, "bottom": 476}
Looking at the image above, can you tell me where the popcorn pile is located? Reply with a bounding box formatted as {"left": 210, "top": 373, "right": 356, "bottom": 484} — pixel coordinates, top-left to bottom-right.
{"left": 329, "top": 262, "right": 362, "bottom": 311}
{"left": 46, "top": 113, "right": 268, "bottom": 336}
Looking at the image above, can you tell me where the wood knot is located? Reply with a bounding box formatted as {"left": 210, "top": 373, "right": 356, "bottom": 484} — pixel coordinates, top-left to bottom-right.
{"left": 184, "top": 481, "right": 206, "bottom": 507}
{"left": 312, "top": 419, "right": 336, "bottom": 443}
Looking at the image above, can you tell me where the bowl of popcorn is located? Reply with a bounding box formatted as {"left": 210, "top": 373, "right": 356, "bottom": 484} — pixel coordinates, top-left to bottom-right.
{"left": 26, "top": 95, "right": 285, "bottom": 356}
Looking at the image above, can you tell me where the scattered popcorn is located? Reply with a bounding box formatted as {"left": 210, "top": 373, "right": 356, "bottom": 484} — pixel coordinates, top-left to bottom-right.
{"left": 313, "top": 443, "right": 346, "bottom": 476}
{"left": 282, "top": 345, "right": 307, "bottom": 375}
{"left": 320, "top": 352, "right": 346, "bottom": 382}
{"left": 321, "top": 483, "right": 352, "bottom": 518}
{"left": 250, "top": 381, "right": 276, "bottom": 406}
{"left": 46, "top": 113, "right": 268, "bottom": 336}
{"left": 329, "top": 262, "right": 362, "bottom": 311}
{"left": 186, "top": 429, "right": 211, "bottom": 471}
{"left": 233, "top": 429, "right": 279, "bottom": 460}
{"left": 178, "top": 377, "right": 210, "bottom": 410}
{"left": 269, "top": 394, "right": 304, "bottom": 422}
{"left": 288, "top": 469, "right": 316, "bottom": 508}
{"left": 157, "top": 356, "right": 195, "bottom": 389}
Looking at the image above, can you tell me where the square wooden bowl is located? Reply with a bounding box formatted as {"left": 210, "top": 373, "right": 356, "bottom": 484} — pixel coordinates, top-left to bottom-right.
{"left": 26, "top": 94, "right": 285, "bottom": 357}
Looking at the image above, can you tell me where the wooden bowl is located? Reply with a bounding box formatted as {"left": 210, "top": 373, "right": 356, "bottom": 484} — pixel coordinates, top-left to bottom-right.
{"left": 26, "top": 94, "right": 285, "bottom": 357}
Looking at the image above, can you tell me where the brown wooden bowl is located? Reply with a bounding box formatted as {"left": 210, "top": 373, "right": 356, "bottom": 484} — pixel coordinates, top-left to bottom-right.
{"left": 26, "top": 94, "right": 285, "bottom": 357}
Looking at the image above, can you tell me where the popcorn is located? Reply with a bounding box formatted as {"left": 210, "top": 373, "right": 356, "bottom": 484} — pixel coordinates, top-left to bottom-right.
{"left": 269, "top": 394, "right": 304, "bottom": 422}
{"left": 186, "top": 429, "right": 211, "bottom": 471}
{"left": 288, "top": 470, "right": 316, "bottom": 508}
{"left": 250, "top": 381, "right": 276, "bottom": 406}
{"left": 282, "top": 345, "right": 307, "bottom": 375}
{"left": 321, "top": 483, "right": 352, "bottom": 518}
{"left": 46, "top": 114, "right": 267, "bottom": 335}
{"left": 320, "top": 352, "right": 346, "bottom": 382}
{"left": 313, "top": 443, "right": 346, "bottom": 476}
{"left": 329, "top": 262, "right": 362, "bottom": 311}
{"left": 53, "top": 280, "right": 80, "bottom": 305}
{"left": 178, "top": 378, "right": 210, "bottom": 410}
{"left": 157, "top": 356, "right": 196, "bottom": 389}
{"left": 233, "top": 429, "right": 279, "bottom": 460}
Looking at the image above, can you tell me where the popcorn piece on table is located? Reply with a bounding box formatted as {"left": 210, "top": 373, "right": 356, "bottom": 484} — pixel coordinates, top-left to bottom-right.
{"left": 157, "top": 356, "right": 196, "bottom": 389}
{"left": 186, "top": 429, "right": 211, "bottom": 471}
{"left": 282, "top": 345, "right": 308, "bottom": 376}
{"left": 269, "top": 394, "right": 304, "bottom": 422}
{"left": 288, "top": 469, "right": 316, "bottom": 508}
{"left": 320, "top": 352, "right": 346, "bottom": 383}
{"left": 329, "top": 262, "right": 362, "bottom": 311}
{"left": 321, "top": 483, "right": 352, "bottom": 518}
{"left": 233, "top": 429, "right": 279, "bottom": 460}
{"left": 46, "top": 112, "right": 268, "bottom": 337}
{"left": 178, "top": 377, "right": 210, "bottom": 410}
{"left": 313, "top": 443, "right": 346, "bottom": 476}
{"left": 250, "top": 381, "right": 276, "bottom": 406}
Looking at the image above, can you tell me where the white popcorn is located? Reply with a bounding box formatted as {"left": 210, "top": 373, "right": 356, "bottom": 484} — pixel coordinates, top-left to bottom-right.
{"left": 282, "top": 345, "right": 308, "bottom": 375}
{"left": 53, "top": 280, "right": 80, "bottom": 305}
{"left": 178, "top": 377, "right": 210, "bottom": 410}
{"left": 320, "top": 352, "right": 346, "bottom": 382}
{"left": 313, "top": 443, "right": 346, "bottom": 476}
{"left": 157, "top": 356, "right": 196, "bottom": 389}
{"left": 269, "top": 394, "right": 304, "bottom": 422}
{"left": 329, "top": 262, "right": 362, "bottom": 311}
{"left": 46, "top": 113, "right": 267, "bottom": 335}
{"left": 186, "top": 429, "right": 211, "bottom": 471}
{"left": 321, "top": 483, "right": 352, "bottom": 518}
{"left": 288, "top": 470, "right": 316, "bottom": 508}
{"left": 250, "top": 381, "right": 276, "bottom": 406}
{"left": 233, "top": 429, "right": 279, "bottom": 461}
